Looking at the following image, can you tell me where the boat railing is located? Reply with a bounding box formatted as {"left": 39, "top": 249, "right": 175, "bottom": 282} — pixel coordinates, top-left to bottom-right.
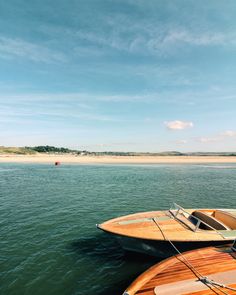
{"left": 232, "top": 240, "right": 236, "bottom": 251}
{"left": 169, "top": 203, "right": 224, "bottom": 234}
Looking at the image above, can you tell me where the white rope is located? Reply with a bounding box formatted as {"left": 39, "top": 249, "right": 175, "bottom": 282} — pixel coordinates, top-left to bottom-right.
{"left": 152, "top": 217, "right": 236, "bottom": 294}
{"left": 199, "top": 277, "right": 236, "bottom": 292}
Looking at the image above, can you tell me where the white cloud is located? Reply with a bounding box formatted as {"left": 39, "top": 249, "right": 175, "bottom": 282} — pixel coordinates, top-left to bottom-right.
{"left": 164, "top": 120, "right": 193, "bottom": 130}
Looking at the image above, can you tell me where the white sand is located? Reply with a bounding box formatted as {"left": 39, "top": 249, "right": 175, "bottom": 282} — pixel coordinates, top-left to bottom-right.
{"left": 1, "top": 154, "right": 236, "bottom": 164}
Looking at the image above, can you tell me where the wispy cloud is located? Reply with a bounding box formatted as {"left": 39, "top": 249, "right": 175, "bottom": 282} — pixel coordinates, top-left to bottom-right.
{"left": 155, "top": 30, "right": 229, "bottom": 47}
{"left": 176, "top": 139, "right": 188, "bottom": 144}
{"left": 164, "top": 120, "right": 193, "bottom": 130}
{"left": 0, "top": 92, "right": 157, "bottom": 103}
{"left": 221, "top": 130, "right": 236, "bottom": 137}
{"left": 198, "top": 136, "right": 221, "bottom": 143}
{"left": 39, "top": 12, "right": 236, "bottom": 60}
{"left": 0, "top": 93, "right": 129, "bottom": 124}
{"left": 0, "top": 105, "right": 119, "bottom": 124}
{"left": 104, "top": 11, "right": 236, "bottom": 52}
{"left": 81, "top": 142, "right": 136, "bottom": 149}
{"left": 198, "top": 130, "right": 236, "bottom": 143}
{"left": 1, "top": 86, "right": 236, "bottom": 109}
{"left": 73, "top": 29, "right": 236, "bottom": 57}
{"left": 0, "top": 36, "right": 67, "bottom": 63}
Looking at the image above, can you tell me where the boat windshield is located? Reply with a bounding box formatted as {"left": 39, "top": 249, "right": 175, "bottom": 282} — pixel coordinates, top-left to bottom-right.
{"left": 169, "top": 203, "right": 230, "bottom": 232}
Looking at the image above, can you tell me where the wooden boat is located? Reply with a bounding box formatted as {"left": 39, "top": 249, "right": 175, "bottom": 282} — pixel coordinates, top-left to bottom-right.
{"left": 123, "top": 242, "right": 236, "bottom": 295}
{"left": 97, "top": 203, "right": 236, "bottom": 257}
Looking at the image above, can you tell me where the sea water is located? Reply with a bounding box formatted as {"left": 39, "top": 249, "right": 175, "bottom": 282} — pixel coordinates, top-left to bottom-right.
{"left": 1, "top": 163, "right": 236, "bottom": 295}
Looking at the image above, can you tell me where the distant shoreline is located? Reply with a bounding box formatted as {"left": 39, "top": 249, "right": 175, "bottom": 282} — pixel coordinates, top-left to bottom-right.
{"left": 1, "top": 154, "right": 236, "bottom": 164}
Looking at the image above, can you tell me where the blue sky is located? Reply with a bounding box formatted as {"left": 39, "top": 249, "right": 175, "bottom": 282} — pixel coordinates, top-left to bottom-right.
{"left": 0, "top": 0, "right": 236, "bottom": 152}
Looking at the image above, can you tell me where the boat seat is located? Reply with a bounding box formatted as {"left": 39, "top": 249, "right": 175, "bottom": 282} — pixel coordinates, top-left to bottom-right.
{"left": 214, "top": 210, "right": 236, "bottom": 230}
{"left": 191, "top": 210, "right": 230, "bottom": 230}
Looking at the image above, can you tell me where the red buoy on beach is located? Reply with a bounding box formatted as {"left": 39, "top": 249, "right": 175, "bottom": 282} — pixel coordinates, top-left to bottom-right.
{"left": 55, "top": 161, "right": 61, "bottom": 166}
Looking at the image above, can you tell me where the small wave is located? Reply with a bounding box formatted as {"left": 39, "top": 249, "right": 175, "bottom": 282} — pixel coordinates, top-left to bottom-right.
{"left": 203, "top": 165, "right": 236, "bottom": 169}
{"left": 0, "top": 168, "right": 20, "bottom": 172}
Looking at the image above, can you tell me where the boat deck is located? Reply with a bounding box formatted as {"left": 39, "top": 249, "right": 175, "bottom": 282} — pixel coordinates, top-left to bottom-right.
{"left": 124, "top": 245, "right": 236, "bottom": 295}
{"left": 99, "top": 209, "right": 236, "bottom": 242}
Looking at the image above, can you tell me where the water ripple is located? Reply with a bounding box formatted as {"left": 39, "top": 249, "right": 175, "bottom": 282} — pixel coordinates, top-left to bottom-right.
{"left": 1, "top": 163, "right": 236, "bottom": 294}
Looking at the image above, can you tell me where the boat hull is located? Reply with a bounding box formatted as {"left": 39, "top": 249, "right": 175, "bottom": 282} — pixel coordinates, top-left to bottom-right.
{"left": 114, "top": 234, "right": 231, "bottom": 258}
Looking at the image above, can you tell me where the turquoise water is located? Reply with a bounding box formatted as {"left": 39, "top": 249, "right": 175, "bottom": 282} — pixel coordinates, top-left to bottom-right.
{"left": 1, "top": 163, "right": 236, "bottom": 295}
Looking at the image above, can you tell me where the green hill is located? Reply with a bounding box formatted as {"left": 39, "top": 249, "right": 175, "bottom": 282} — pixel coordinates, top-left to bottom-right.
{"left": 0, "top": 146, "right": 37, "bottom": 155}
{"left": 0, "top": 146, "right": 235, "bottom": 156}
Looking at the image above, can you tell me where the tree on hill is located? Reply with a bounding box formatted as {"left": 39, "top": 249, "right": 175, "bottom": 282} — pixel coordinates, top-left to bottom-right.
{"left": 26, "top": 146, "right": 73, "bottom": 153}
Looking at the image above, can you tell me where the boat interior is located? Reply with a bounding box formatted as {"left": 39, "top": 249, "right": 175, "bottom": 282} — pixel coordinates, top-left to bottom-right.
{"left": 170, "top": 204, "right": 236, "bottom": 232}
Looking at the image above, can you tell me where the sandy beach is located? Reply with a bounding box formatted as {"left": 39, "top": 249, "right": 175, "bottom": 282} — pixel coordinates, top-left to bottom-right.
{"left": 1, "top": 154, "right": 236, "bottom": 164}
